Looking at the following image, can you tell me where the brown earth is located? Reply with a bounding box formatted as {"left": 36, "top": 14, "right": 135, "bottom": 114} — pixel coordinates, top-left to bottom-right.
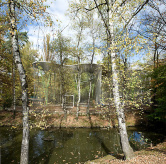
{"left": 0, "top": 105, "right": 150, "bottom": 128}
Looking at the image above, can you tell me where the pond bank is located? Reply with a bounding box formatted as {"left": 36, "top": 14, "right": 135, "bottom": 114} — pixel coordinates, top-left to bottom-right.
{"left": 0, "top": 120, "right": 165, "bottom": 164}
{"left": 0, "top": 106, "right": 150, "bottom": 128}
{"left": 0, "top": 125, "right": 165, "bottom": 164}
{"left": 85, "top": 141, "right": 166, "bottom": 164}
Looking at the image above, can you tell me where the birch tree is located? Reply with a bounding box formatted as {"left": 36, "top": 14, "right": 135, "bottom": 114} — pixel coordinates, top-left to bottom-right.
{"left": 96, "top": 0, "right": 150, "bottom": 159}
{"left": 70, "top": 0, "right": 149, "bottom": 159}
{"left": 5, "top": 0, "right": 51, "bottom": 163}
{"left": 74, "top": 20, "right": 85, "bottom": 120}
{"left": 68, "top": 6, "right": 87, "bottom": 119}
{"left": 85, "top": 13, "right": 101, "bottom": 117}
{"left": 8, "top": 1, "right": 29, "bottom": 163}
{"left": 95, "top": 0, "right": 150, "bottom": 159}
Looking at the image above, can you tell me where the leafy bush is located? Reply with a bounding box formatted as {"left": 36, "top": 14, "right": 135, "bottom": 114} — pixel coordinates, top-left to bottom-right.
{"left": 149, "top": 63, "right": 166, "bottom": 122}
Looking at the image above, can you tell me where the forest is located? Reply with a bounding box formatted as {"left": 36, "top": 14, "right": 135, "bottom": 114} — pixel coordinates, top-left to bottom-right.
{"left": 0, "top": 0, "right": 166, "bottom": 164}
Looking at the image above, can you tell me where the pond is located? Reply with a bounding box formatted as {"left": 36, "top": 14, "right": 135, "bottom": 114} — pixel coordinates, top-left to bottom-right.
{"left": 0, "top": 127, "right": 164, "bottom": 164}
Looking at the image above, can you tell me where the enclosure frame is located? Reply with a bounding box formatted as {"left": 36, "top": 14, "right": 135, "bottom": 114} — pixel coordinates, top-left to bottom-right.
{"left": 64, "top": 95, "right": 74, "bottom": 108}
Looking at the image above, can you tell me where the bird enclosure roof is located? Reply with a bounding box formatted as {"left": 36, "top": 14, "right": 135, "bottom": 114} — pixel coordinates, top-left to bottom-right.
{"left": 32, "top": 61, "right": 102, "bottom": 73}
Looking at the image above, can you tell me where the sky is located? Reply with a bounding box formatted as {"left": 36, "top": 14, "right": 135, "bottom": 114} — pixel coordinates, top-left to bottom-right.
{"left": 25, "top": 0, "right": 101, "bottom": 63}
{"left": 24, "top": 0, "right": 158, "bottom": 64}
{"left": 26, "top": 0, "right": 71, "bottom": 56}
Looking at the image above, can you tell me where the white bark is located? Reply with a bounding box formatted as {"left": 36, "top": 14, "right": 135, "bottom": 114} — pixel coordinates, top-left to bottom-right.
{"left": 109, "top": 12, "right": 134, "bottom": 159}
{"left": 111, "top": 49, "right": 134, "bottom": 159}
{"left": 12, "top": 59, "right": 16, "bottom": 118}
{"left": 87, "top": 79, "right": 91, "bottom": 116}
{"left": 9, "top": 1, "right": 29, "bottom": 163}
{"left": 76, "top": 68, "right": 81, "bottom": 119}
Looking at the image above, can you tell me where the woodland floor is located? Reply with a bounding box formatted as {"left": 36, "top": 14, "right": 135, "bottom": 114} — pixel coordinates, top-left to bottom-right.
{"left": 85, "top": 141, "right": 166, "bottom": 164}
{"left": 0, "top": 105, "right": 166, "bottom": 163}
{"left": 0, "top": 104, "right": 150, "bottom": 128}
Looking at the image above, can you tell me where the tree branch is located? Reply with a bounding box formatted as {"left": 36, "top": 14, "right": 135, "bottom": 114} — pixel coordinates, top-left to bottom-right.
{"left": 148, "top": 1, "right": 166, "bottom": 25}
{"left": 93, "top": 0, "right": 111, "bottom": 37}
{"left": 120, "top": 0, "right": 128, "bottom": 7}
{"left": 84, "top": 2, "right": 107, "bottom": 12}
{"left": 123, "top": 0, "right": 149, "bottom": 30}
{"left": 0, "top": 2, "right": 8, "bottom": 7}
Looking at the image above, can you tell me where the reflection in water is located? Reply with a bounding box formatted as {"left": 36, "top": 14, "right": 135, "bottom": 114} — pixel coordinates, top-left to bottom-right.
{"left": 0, "top": 127, "right": 164, "bottom": 164}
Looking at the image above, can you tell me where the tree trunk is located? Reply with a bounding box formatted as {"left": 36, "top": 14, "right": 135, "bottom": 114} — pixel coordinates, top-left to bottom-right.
{"left": 111, "top": 50, "right": 134, "bottom": 159}
{"left": 12, "top": 58, "right": 16, "bottom": 119}
{"left": 87, "top": 79, "right": 91, "bottom": 117}
{"left": 9, "top": 1, "right": 29, "bottom": 164}
{"left": 87, "top": 37, "right": 95, "bottom": 117}
{"left": 109, "top": 19, "right": 134, "bottom": 160}
{"left": 76, "top": 70, "right": 81, "bottom": 120}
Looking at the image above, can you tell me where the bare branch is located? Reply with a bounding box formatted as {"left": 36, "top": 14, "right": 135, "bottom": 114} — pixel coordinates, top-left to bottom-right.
{"left": 93, "top": 0, "right": 111, "bottom": 37}
{"left": 148, "top": 1, "right": 166, "bottom": 25}
{"left": 120, "top": 0, "right": 128, "bottom": 7}
{"left": 84, "top": 2, "right": 107, "bottom": 12}
{"left": 0, "top": 2, "right": 8, "bottom": 7}
{"left": 123, "top": 0, "right": 149, "bottom": 30}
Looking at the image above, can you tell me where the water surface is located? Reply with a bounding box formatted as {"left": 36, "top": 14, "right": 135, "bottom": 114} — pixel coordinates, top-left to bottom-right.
{"left": 0, "top": 127, "right": 164, "bottom": 164}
